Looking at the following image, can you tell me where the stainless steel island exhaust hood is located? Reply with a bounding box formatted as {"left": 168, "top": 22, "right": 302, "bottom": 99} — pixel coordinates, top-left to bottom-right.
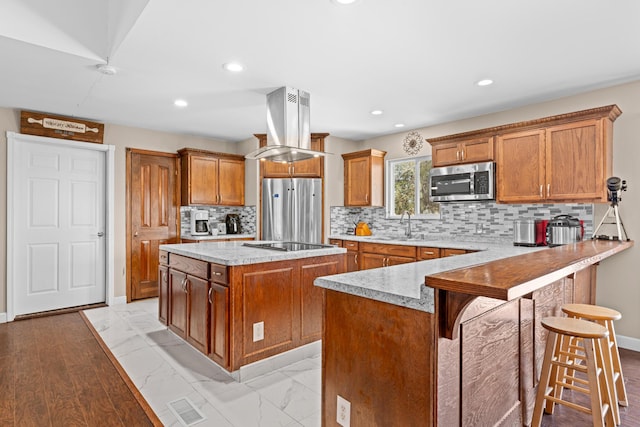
{"left": 245, "top": 86, "right": 327, "bottom": 162}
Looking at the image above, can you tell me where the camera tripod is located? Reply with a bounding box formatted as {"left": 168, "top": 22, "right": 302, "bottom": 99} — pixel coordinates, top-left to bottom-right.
{"left": 592, "top": 202, "right": 629, "bottom": 241}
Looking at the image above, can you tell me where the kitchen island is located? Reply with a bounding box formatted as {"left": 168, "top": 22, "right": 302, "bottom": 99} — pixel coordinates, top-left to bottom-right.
{"left": 315, "top": 239, "right": 633, "bottom": 426}
{"left": 159, "top": 241, "right": 346, "bottom": 373}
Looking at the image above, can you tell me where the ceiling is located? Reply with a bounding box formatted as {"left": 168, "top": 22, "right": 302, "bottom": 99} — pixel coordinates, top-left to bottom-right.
{"left": 2, "top": 0, "right": 640, "bottom": 143}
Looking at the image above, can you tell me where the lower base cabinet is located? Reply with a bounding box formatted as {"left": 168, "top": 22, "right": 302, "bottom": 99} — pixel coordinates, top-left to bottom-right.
{"left": 158, "top": 263, "right": 169, "bottom": 325}
{"left": 163, "top": 252, "right": 346, "bottom": 372}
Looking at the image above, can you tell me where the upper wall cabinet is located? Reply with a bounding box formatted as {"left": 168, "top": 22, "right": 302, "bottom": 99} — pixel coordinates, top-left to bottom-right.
{"left": 342, "top": 149, "right": 386, "bottom": 207}
{"left": 430, "top": 136, "right": 494, "bottom": 167}
{"left": 254, "top": 133, "right": 328, "bottom": 178}
{"left": 179, "top": 148, "right": 245, "bottom": 206}
{"left": 428, "top": 105, "right": 621, "bottom": 204}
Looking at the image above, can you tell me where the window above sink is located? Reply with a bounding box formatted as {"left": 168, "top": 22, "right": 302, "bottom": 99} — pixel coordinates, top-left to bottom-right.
{"left": 385, "top": 155, "right": 440, "bottom": 220}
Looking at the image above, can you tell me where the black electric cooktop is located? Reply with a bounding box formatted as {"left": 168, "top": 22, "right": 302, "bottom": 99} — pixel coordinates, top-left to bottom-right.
{"left": 243, "top": 241, "right": 333, "bottom": 252}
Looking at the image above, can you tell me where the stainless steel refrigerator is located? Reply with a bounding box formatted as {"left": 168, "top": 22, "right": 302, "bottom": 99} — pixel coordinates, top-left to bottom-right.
{"left": 262, "top": 178, "right": 322, "bottom": 243}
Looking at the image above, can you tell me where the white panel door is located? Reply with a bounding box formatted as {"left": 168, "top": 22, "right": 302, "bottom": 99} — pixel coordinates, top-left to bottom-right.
{"left": 12, "top": 139, "right": 106, "bottom": 315}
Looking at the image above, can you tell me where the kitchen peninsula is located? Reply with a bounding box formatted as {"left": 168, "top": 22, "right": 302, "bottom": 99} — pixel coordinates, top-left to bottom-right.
{"left": 316, "top": 238, "right": 633, "bottom": 426}
{"left": 159, "top": 241, "right": 346, "bottom": 373}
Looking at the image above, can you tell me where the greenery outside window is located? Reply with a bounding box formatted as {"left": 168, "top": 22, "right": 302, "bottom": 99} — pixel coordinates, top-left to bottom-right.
{"left": 385, "top": 155, "right": 440, "bottom": 219}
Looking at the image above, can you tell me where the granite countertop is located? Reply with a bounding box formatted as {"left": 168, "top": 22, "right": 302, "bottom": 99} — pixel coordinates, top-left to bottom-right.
{"left": 316, "top": 236, "right": 545, "bottom": 313}
{"left": 328, "top": 233, "right": 511, "bottom": 250}
{"left": 181, "top": 233, "right": 256, "bottom": 241}
{"left": 161, "top": 240, "right": 346, "bottom": 266}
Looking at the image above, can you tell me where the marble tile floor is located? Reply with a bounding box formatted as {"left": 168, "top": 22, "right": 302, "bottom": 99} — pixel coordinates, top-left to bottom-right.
{"left": 83, "top": 298, "right": 321, "bottom": 427}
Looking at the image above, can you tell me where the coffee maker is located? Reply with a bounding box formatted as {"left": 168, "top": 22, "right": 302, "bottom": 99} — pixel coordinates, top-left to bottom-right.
{"left": 225, "top": 214, "right": 241, "bottom": 235}
{"left": 190, "top": 210, "right": 210, "bottom": 235}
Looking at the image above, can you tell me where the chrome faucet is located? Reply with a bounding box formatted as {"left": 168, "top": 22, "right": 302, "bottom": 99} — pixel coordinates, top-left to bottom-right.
{"left": 399, "top": 210, "right": 412, "bottom": 238}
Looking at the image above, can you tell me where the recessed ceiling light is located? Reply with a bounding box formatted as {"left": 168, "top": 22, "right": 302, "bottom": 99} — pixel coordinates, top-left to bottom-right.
{"left": 476, "top": 79, "right": 494, "bottom": 86}
{"left": 394, "top": 123, "right": 405, "bottom": 128}
{"left": 331, "top": 0, "right": 359, "bottom": 4}
{"left": 370, "top": 110, "right": 383, "bottom": 115}
{"left": 174, "top": 99, "right": 188, "bottom": 108}
{"left": 222, "top": 62, "right": 244, "bottom": 72}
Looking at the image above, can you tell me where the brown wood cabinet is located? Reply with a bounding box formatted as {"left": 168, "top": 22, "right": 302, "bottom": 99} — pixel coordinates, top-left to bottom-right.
{"left": 208, "top": 263, "right": 229, "bottom": 367}
{"left": 431, "top": 137, "right": 494, "bottom": 167}
{"left": 179, "top": 148, "right": 245, "bottom": 206}
{"left": 342, "top": 149, "right": 386, "bottom": 207}
{"left": 158, "top": 251, "right": 169, "bottom": 325}
{"left": 359, "top": 242, "right": 416, "bottom": 269}
{"left": 254, "top": 133, "right": 328, "bottom": 178}
{"left": 497, "top": 118, "right": 614, "bottom": 203}
{"left": 417, "top": 247, "right": 441, "bottom": 260}
{"left": 441, "top": 248, "right": 467, "bottom": 257}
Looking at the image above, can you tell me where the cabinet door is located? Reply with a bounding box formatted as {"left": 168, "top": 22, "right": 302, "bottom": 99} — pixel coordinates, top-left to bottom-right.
{"left": 158, "top": 265, "right": 169, "bottom": 325}
{"left": 441, "top": 248, "right": 466, "bottom": 257}
{"left": 218, "top": 158, "right": 245, "bottom": 205}
{"left": 187, "top": 275, "right": 209, "bottom": 354}
{"left": 496, "top": 130, "right": 546, "bottom": 203}
{"left": 169, "top": 269, "right": 188, "bottom": 337}
{"left": 261, "top": 136, "right": 323, "bottom": 178}
{"left": 346, "top": 251, "right": 359, "bottom": 272}
{"left": 461, "top": 137, "right": 494, "bottom": 164}
{"left": 432, "top": 142, "right": 461, "bottom": 167}
{"left": 300, "top": 259, "right": 341, "bottom": 340}
{"left": 545, "top": 119, "right": 603, "bottom": 201}
{"left": 387, "top": 255, "right": 415, "bottom": 266}
{"left": 189, "top": 155, "right": 219, "bottom": 205}
{"left": 345, "top": 156, "right": 371, "bottom": 206}
{"left": 209, "top": 282, "right": 229, "bottom": 367}
{"left": 360, "top": 252, "right": 386, "bottom": 270}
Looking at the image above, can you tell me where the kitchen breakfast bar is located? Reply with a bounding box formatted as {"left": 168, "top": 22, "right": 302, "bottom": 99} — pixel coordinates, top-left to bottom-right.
{"left": 315, "top": 238, "right": 633, "bottom": 426}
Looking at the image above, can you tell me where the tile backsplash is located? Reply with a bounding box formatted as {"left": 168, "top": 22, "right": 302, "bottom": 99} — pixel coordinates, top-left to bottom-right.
{"left": 330, "top": 202, "right": 594, "bottom": 240}
{"left": 180, "top": 206, "right": 256, "bottom": 235}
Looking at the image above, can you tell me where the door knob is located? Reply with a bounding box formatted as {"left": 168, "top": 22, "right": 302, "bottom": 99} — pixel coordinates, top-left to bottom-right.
{"left": 97, "top": 232, "right": 105, "bottom": 237}
{"left": 134, "top": 231, "right": 139, "bottom": 237}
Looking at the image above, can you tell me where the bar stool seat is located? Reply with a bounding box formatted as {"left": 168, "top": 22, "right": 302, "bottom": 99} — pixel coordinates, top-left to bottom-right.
{"left": 532, "top": 316, "right": 615, "bottom": 427}
{"left": 562, "top": 303, "right": 627, "bottom": 423}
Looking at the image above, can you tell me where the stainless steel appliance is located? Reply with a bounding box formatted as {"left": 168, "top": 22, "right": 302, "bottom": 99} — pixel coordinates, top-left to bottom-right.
{"left": 262, "top": 178, "right": 322, "bottom": 243}
{"left": 243, "top": 241, "right": 332, "bottom": 251}
{"left": 245, "top": 87, "right": 327, "bottom": 162}
{"left": 225, "top": 214, "right": 241, "bottom": 234}
{"left": 429, "top": 161, "right": 495, "bottom": 202}
{"left": 513, "top": 219, "right": 548, "bottom": 246}
{"left": 546, "top": 215, "right": 583, "bottom": 247}
{"left": 190, "top": 209, "right": 210, "bottom": 235}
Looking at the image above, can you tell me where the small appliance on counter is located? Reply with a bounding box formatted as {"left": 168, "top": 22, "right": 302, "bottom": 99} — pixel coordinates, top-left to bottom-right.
{"left": 191, "top": 210, "right": 210, "bottom": 236}
{"left": 225, "top": 213, "right": 241, "bottom": 235}
{"left": 355, "top": 222, "right": 372, "bottom": 236}
{"left": 546, "top": 215, "right": 583, "bottom": 247}
{"left": 513, "top": 219, "right": 548, "bottom": 246}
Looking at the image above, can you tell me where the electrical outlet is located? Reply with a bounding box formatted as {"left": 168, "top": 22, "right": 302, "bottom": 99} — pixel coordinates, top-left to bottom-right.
{"left": 253, "top": 321, "right": 264, "bottom": 342}
{"left": 336, "top": 395, "right": 351, "bottom": 427}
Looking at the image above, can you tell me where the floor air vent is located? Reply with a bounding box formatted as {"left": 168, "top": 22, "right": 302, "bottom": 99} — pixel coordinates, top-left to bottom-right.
{"left": 167, "top": 397, "right": 206, "bottom": 426}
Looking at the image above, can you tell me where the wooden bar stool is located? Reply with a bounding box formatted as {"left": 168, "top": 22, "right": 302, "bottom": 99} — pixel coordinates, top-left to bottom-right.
{"left": 562, "top": 303, "right": 627, "bottom": 423}
{"left": 532, "top": 317, "right": 615, "bottom": 427}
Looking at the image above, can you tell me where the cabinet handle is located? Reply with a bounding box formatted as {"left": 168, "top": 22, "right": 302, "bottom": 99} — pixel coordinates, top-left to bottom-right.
{"left": 539, "top": 185, "right": 543, "bottom": 198}
{"left": 181, "top": 277, "right": 188, "bottom": 293}
{"left": 365, "top": 194, "right": 369, "bottom": 203}
{"left": 461, "top": 149, "right": 465, "bottom": 160}
{"left": 456, "top": 151, "right": 460, "bottom": 161}
{"left": 208, "top": 287, "right": 213, "bottom": 304}
{"left": 213, "top": 271, "right": 222, "bottom": 276}
{"left": 424, "top": 251, "right": 434, "bottom": 255}
{"left": 162, "top": 272, "right": 166, "bottom": 283}
{"left": 547, "top": 183, "right": 550, "bottom": 197}
{"left": 354, "top": 254, "right": 358, "bottom": 265}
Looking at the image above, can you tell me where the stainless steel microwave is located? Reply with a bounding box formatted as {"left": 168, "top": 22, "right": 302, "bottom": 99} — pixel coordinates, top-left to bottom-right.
{"left": 429, "top": 161, "right": 495, "bottom": 202}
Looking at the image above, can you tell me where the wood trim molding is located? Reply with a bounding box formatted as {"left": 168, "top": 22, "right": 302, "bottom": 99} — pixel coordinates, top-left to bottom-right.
{"left": 427, "top": 104, "right": 621, "bottom": 145}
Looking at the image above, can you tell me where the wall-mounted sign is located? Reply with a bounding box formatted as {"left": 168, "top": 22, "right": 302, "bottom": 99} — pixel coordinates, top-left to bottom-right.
{"left": 20, "top": 110, "right": 104, "bottom": 144}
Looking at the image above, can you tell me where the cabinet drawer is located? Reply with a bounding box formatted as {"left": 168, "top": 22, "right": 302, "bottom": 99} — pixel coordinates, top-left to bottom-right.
{"left": 329, "top": 239, "right": 343, "bottom": 247}
{"left": 418, "top": 247, "right": 440, "bottom": 260}
{"left": 360, "top": 242, "right": 416, "bottom": 258}
{"left": 442, "top": 248, "right": 467, "bottom": 257}
{"left": 169, "top": 254, "right": 208, "bottom": 279}
{"left": 159, "top": 250, "right": 169, "bottom": 265}
{"left": 344, "top": 241, "right": 359, "bottom": 251}
{"left": 210, "top": 263, "right": 228, "bottom": 284}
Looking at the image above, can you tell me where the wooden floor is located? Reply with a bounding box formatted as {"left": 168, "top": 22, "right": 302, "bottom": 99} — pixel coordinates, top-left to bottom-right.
{"left": 541, "top": 348, "right": 640, "bottom": 426}
{"left": 0, "top": 312, "right": 160, "bottom": 427}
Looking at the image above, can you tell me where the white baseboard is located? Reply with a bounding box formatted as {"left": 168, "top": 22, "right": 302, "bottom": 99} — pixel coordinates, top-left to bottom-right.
{"left": 617, "top": 334, "right": 640, "bottom": 352}
{"left": 109, "top": 296, "right": 127, "bottom": 305}
{"left": 0, "top": 312, "right": 6, "bottom": 324}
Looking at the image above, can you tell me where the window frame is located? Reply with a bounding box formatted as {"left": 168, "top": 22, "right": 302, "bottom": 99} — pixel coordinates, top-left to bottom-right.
{"left": 385, "top": 155, "right": 440, "bottom": 219}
